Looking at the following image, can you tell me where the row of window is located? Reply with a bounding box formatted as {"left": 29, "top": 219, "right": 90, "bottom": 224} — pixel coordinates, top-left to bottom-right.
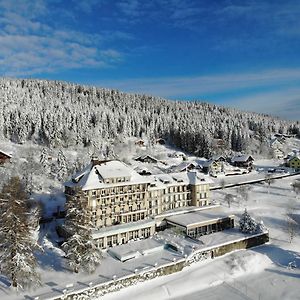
{"left": 97, "top": 226, "right": 152, "bottom": 248}
{"left": 91, "top": 184, "right": 147, "bottom": 196}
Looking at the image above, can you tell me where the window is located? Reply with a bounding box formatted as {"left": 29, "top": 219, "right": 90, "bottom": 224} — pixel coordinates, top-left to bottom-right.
{"left": 112, "top": 235, "right": 118, "bottom": 244}
{"left": 98, "top": 238, "right": 104, "bottom": 248}
{"left": 107, "top": 236, "right": 112, "bottom": 247}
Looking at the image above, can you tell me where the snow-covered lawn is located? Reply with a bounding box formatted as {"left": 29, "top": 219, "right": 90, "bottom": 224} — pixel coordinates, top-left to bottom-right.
{"left": 99, "top": 175, "right": 300, "bottom": 300}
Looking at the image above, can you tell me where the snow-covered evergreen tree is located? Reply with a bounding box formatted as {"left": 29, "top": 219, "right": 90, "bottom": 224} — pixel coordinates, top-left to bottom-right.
{"left": 0, "top": 79, "right": 298, "bottom": 157}
{"left": 239, "top": 209, "right": 258, "bottom": 234}
{"left": 0, "top": 177, "right": 41, "bottom": 289}
{"left": 40, "top": 147, "right": 51, "bottom": 175}
{"left": 57, "top": 149, "right": 68, "bottom": 182}
{"left": 62, "top": 189, "right": 102, "bottom": 273}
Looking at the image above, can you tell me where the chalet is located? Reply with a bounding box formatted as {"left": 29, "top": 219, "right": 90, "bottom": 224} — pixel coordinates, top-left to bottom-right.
{"left": 155, "top": 138, "right": 166, "bottom": 145}
{"left": 134, "top": 167, "right": 152, "bottom": 176}
{"left": 273, "top": 148, "right": 284, "bottom": 159}
{"left": 171, "top": 161, "right": 201, "bottom": 173}
{"left": 197, "top": 159, "right": 222, "bottom": 176}
{"left": 287, "top": 155, "right": 300, "bottom": 170}
{"left": 169, "top": 151, "right": 187, "bottom": 160}
{"left": 212, "top": 139, "right": 225, "bottom": 150}
{"left": 212, "top": 155, "right": 226, "bottom": 162}
{"left": 270, "top": 138, "right": 283, "bottom": 149}
{"left": 134, "top": 155, "right": 158, "bottom": 164}
{"left": 135, "top": 139, "right": 145, "bottom": 147}
{"left": 274, "top": 133, "right": 295, "bottom": 139}
{"left": 231, "top": 155, "right": 254, "bottom": 169}
{"left": 284, "top": 150, "right": 300, "bottom": 164}
{"left": 0, "top": 150, "right": 12, "bottom": 164}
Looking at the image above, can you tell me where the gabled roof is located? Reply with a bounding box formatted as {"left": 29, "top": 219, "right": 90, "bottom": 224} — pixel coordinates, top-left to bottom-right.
{"left": 0, "top": 150, "right": 12, "bottom": 158}
{"left": 288, "top": 155, "right": 300, "bottom": 162}
{"left": 211, "top": 155, "right": 226, "bottom": 161}
{"left": 171, "top": 161, "right": 200, "bottom": 172}
{"left": 231, "top": 155, "right": 254, "bottom": 162}
{"left": 134, "top": 155, "right": 158, "bottom": 162}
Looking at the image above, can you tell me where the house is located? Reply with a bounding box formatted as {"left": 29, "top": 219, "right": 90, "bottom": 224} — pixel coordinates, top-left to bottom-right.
{"left": 197, "top": 159, "right": 222, "bottom": 176}
{"left": 169, "top": 151, "right": 187, "bottom": 160}
{"left": 155, "top": 138, "right": 166, "bottom": 145}
{"left": 64, "top": 159, "right": 213, "bottom": 249}
{"left": 134, "top": 155, "right": 158, "bottom": 164}
{"left": 287, "top": 155, "right": 300, "bottom": 170}
{"left": 270, "top": 138, "right": 283, "bottom": 149}
{"left": 284, "top": 150, "right": 300, "bottom": 164}
{"left": 171, "top": 161, "right": 201, "bottom": 173}
{"left": 0, "top": 150, "right": 12, "bottom": 164}
{"left": 212, "top": 139, "right": 226, "bottom": 151}
{"left": 273, "top": 148, "right": 284, "bottom": 159}
{"left": 231, "top": 155, "right": 254, "bottom": 169}
{"left": 135, "top": 139, "right": 145, "bottom": 147}
{"left": 212, "top": 155, "right": 226, "bottom": 162}
{"left": 134, "top": 167, "right": 152, "bottom": 176}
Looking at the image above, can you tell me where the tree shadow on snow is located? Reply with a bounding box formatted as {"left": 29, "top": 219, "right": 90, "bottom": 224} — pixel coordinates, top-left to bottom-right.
{"left": 264, "top": 268, "right": 300, "bottom": 279}
{"left": 254, "top": 244, "right": 300, "bottom": 269}
{"left": 254, "top": 189, "right": 291, "bottom": 197}
{"left": 288, "top": 214, "right": 300, "bottom": 226}
{"left": 0, "top": 275, "right": 11, "bottom": 294}
{"left": 261, "top": 216, "right": 288, "bottom": 231}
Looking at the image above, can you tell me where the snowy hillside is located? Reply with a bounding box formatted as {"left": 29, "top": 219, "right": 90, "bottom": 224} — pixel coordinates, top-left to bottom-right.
{"left": 0, "top": 78, "right": 299, "bottom": 157}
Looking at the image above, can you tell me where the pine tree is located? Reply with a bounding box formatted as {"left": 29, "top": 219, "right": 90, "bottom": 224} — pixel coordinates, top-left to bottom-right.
{"left": 0, "top": 177, "right": 41, "bottom": 289}
{"left": 57, "top": 149, "right": 68, "bottom": 182}
{"left": 40, "top": 147, "right": 51, "bottom": 175}
{"left": 239, "top": 209, "right": 258, "bottom": 234}
{"left": 62, "top": 189, "right": 102, "bottom": 273}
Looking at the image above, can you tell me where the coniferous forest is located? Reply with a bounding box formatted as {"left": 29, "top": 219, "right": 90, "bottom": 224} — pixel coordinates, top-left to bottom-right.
{"left": 0, "top": 78, "right": 299, "bottom": 157}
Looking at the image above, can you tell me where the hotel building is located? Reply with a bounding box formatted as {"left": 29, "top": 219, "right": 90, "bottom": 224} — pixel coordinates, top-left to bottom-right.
{"left": 64, "top": 159, "right": 233, "bottom": 249}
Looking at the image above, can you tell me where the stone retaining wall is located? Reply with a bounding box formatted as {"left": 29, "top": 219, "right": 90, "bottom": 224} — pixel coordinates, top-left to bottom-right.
{"left": 48, "top": 231, "right": 269, "bottom": 300}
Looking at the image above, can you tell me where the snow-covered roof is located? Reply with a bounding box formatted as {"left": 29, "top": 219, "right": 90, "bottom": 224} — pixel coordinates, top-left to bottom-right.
{"left": 231, "top": 155, "right": 254, "bottom": 162}
{"left": 66, "top": 160, "right": 214, "bottom": 192}
{"left": 154, "top": 204, "right": 221, "bottom": 220}
{"left": 66, "top": 160, "right": 152, "bottom": 190}
{"left": 166, "top": 209, "right": 234, "bottom": 229}
{"left": 0, "top": 150, "right": 12, "bottom": 158}
{"left": 95, "top": 161, "right": 131, "bottom": 179}
{"left": 92, "top": 219, "right": 155, "bottom": 239}
{"left": 195, "top": 158, "right": 209, "bottom": 167}
{"left": 288, "top": 155, "right": 300, "bottom": 161}
{"left": 270, "top": 138, "right": 283, "bottom": 145}
{"left": 108, "top": 238, "right": 164, "bottom": 261}
{"left": 148, "top": 171, "right": 213, "bottom": 189}
{"left": 134, "top": 155, "right": 158, "bottom": 163}
{"left": 171, "top": 161, "right": 200, "bottom": 172}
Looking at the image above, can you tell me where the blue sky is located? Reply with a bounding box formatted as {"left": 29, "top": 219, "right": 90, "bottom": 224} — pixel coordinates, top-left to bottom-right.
{"left": 0, "top": 0, "right": 300, "bottom": 120}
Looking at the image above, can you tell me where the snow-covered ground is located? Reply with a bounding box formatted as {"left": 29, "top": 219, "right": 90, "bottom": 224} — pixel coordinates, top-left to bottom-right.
{"left": 99, "top": 175, "right": 300, "bottom": 300}
{"left": 0, "top": 138, "right": 300, "bottom": 300}
{"left": 0, "top": 174, "right": 296, "bottom": 300}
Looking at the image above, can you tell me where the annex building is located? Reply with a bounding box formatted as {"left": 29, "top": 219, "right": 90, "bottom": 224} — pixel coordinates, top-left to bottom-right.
{"left": 64, "top": 159, "right": 234, "bottom": 249}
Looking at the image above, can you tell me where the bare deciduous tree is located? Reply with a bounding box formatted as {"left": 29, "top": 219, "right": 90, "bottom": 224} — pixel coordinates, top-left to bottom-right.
{"left": 224, "top": 193, "right": 235, "bottom": 208}
{"left": 265, "top": 174, "right": 275, "bottom": 194}
{"left": 286, "top": 200, "right": 298, "bottom": 244}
